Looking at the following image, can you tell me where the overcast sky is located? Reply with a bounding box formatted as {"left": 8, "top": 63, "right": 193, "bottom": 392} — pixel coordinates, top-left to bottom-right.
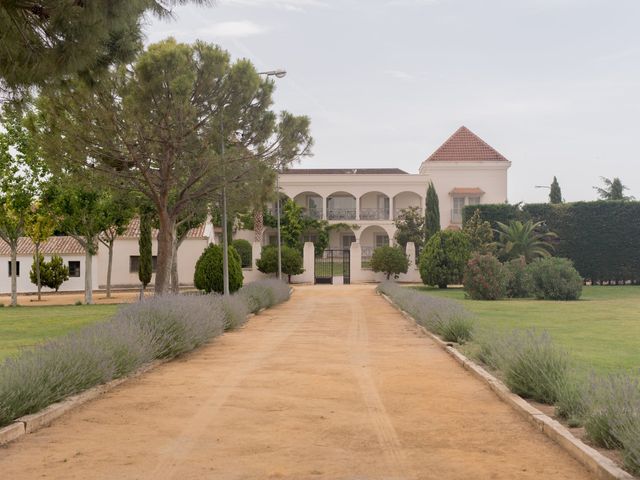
{"left": 145, "top": 0, "right": 639, "bottom": 203}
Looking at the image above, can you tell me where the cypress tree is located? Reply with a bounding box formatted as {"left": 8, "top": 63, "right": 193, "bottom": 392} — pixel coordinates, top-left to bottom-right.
{"left": 138, "top": 211, "right": 153, "bottom": 297}
{"left": 550, "top": 176, "right": 562, "bottom": 204}
{"left": 425, "top": 181, "right": 441, "bottom": 242}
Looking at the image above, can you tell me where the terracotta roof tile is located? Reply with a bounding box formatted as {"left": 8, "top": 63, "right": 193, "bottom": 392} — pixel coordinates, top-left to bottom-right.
{"left": 0, "top": 236, "right": 84, "bottom": 256}
{"left": 283, "top": 168, "right": 409, "bottom": 175}
{"left": 450, "top": 187, "right": 485, "bottom": 196}
{"left": 426, "top": 126, "right": 508, "bottom": 163}
{"left": 120, "top": 217, "right": 207, "bottom": 239}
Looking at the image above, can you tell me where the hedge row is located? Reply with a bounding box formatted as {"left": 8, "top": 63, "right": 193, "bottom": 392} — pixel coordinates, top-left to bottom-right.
{"left": 463, "top": 201, "right": 640, "bottom": 282}
{"left": 0, "top": 279, "right": 291, "bottom": 427}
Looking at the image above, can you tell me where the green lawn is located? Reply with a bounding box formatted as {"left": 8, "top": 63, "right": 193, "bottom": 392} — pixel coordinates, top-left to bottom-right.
{"left": 0, "top": 305, "right": 119, "bottom": 360}
{"left": 411, "top": 286, "right": 640, "bottom": 373}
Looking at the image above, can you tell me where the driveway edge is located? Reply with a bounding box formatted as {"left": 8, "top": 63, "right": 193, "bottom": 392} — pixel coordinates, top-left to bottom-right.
{"left": 379, "top": 292, "right": 634, "bottom": 480}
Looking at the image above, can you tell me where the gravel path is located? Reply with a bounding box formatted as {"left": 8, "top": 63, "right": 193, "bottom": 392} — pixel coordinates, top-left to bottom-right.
{"left": 0, "top": 285, "right": 594, "bottom": 479}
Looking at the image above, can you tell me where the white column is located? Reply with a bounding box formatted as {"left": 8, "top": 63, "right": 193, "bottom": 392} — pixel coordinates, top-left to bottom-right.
{"left": 350, "top": 241, "right": 361, "bottom": 283}
{"left": 389, "top": 195, "right": 395, "bottom": 220}
{"left": 322, "top": 196, "right": 328, "bottom": 220}
{"left": 355, "top": 196, "right": 360, "bottom": 221}
{"left": 300, "top": 241, "right": 316, "bottom": 284}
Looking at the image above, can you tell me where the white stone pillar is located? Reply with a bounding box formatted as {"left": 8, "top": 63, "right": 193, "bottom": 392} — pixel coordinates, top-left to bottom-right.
{"left": 322, "top": 196, "right": 328, "bottom": 220}
{"left": 350, "top": 241, "right": 361, "bottom": 283}
{"left": 389, "top": 195, "right": 395, "bottom": 220}
{"left": 406, "top": 241, "right": 416, "bottom": 269}
{"left": 355, "top": 196, "right": 360, "bottom": 221}
{"left": 301, "top": 241, "right": 315, "bottom": 284}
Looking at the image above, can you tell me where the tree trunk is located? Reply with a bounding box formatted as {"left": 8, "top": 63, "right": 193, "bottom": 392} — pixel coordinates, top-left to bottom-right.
{"left": 10, "top": 247, "right": 17, "bottom": 307}
{"left": 106, "top": 241, "right": 114, "bottom": 298}
{"left": 84, "top": 247, "right": 93, "bottom": 304}
{"left": 170, "top": 227, "right": 179, "bottom": 294}
{"left": 254, "top": 209, "right": 264, "bottom": 243}
{"left": 154, "top": 210, "right": 174, "bottom": 295}
{"left": 35, "top": 243, "right": 42, "bottom": 301}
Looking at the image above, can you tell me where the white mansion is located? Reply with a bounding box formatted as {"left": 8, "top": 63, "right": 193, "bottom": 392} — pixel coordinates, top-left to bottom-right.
{"left": 1, "top": 126, "right": 510, "bottom": 293}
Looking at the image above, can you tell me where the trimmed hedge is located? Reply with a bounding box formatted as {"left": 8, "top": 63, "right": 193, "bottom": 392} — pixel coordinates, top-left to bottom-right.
{"left": 194, "top": 244, "right": 243, "bottom": 293}
{"left": 464, "top": 201, "right": 640, "bottom": 282}
{"left": 232, "top": 239, "right": 253, "bottom": 268}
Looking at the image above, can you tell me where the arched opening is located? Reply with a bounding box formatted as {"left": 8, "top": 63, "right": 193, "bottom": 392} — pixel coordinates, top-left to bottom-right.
{"left": 293, "top": 191, "right": 323, "bottom": 219}
{"left": 359, "top": 225, "right": 390, "bottom": 267}
{"left": 327, "top": 191, "right": 356, "bottom": 220}
{"left": 393, "top": 191, "right": 422, "bottom": 220}
{"left": 359, "top": 191, "right": 390, "bottom": 220}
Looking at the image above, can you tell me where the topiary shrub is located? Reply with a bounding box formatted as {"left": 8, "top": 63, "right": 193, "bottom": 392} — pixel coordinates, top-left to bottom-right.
{"left": 194, "top": 244, "right": 243, "bottom": 294}
{"left": 463, "top": 254, "right": 507, "bottom": 300}
{"left": 370, "top": 246, "right": 409, "bottom": 280}
{"left": 504, "top": 257, "right": 533, "bottom": 298}
{"left": 527, "top": 257, "right": 583, "bottom": 300}
{"left": 419, "top": 230, "right": 470, "bottom": 288}
{"left": 232, "top": 239, "right": 253, "bottom": 268}
{"left": 256, "top": 245, "right": 304, "bottom": 283}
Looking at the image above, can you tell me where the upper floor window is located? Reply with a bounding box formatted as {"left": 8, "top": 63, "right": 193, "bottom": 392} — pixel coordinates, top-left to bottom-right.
{"left": 451, "top": 195, "right": 482, "bottom": 224}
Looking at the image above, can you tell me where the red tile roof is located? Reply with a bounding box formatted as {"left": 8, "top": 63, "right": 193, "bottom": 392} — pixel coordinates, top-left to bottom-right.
{"left": 0, "top": 236, "right": 85, "bottom": 256}
{"left": 449, "top": 187, "right": 485, "bottom": 196}
{"left": 426, "top": 126, "right": 508, "bottom": 163}
{"left": 283, "top": 168, "right": 409, "bottom": 175}
{"left": 120, "top": 217, "right": 207, "bottom": 239}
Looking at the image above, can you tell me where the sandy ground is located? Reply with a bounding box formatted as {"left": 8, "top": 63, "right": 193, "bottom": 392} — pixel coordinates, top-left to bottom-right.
{"left": 0, "top": 285, "right": 594, "bottom": 480}
{"left": 3, "top": 289, "right": 182, "bottom": 306}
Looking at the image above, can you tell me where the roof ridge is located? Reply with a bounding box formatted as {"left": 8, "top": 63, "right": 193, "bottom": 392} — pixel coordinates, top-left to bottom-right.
{"left": 425, "top": 126, "right": 508, "bottom": 163}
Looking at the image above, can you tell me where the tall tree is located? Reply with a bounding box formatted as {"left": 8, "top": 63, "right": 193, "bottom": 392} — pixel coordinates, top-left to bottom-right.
{"left": 549, "top": 176, "right": 562, "bottom": 204}
{"left": 393, "top": 206, "right": 424, "bottom": 250}
{"left": 594, "top": 177, "right": 634, "bottom": 201}
{"left": 463, "top": 209, "right": 494, "bottom": 255}
{"left": 170, "top": 204, "right": 207, "bottom": 293}
{"left": 98, "top": 192, "right": 135, "bottom": 298}
{"left": 0, "top": 106, "right": 45, "bottom": 306}
{"left": 0, "top": 0, "right": 209, "bottom": 91}
{"left": 138, "top": 209, "right": 153, "bottom": 298}
{"left": 36, "top": 38, "right": 312, "bottom": 294}
{"left": 24, "top": 201, "right": 56, "bottom": 301}
{"left": 52, "top": 183, "right": 112, "bottom": 304}
{"left": 425, "top": 181, "right": 440, "bottom": 242}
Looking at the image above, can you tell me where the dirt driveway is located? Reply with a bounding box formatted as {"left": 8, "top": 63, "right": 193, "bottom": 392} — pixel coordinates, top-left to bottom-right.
{"left": 0, "top": 285, "right": 593, "bottom": 479}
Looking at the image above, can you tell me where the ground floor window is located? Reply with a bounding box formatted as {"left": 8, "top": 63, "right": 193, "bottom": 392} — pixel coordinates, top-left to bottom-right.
{"left": 129, "top": 255, "right": 158, "bottom": 273}
{"left": 375, "top": 234, "right": 389, "bottom": 248}
{"left": 7, "top": 261, "right": 20, "bottom": 277}
{"left": 68, "top": 261, "right": 81, "bottom": 277}
{"left": 342, "top": 234, "right": 356, "bottom": 249}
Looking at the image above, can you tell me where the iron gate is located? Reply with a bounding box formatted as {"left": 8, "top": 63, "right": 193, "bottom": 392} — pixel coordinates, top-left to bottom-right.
{"left": 314, "top": 249, "right": 350, "bottom": 285}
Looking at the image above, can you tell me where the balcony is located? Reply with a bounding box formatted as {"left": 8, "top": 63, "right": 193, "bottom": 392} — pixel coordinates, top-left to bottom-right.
{"left": 359, "top": 208, "right": 390, "bottom": 221}
{"left": 327, "top": 208, "right": 356, "bottom": 220}
{"left": 304, "top": 207, "right": 323, "bottom": 220}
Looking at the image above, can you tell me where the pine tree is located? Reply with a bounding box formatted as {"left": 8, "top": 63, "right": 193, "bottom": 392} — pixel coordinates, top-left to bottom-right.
{"left": 549, "top": 176, "right": 562, "bottom": 204}
{"left": 138, "top": 211, "right": 153, "bottom": 297}
{"left": 425, "top": 181, "right": 440, "bottom": 242}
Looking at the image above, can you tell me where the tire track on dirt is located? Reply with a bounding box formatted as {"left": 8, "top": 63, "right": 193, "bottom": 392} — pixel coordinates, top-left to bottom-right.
{"left": 348, "top": 298, "right": 412, "bottom": 480}
{"left": 148, "top": 296, "right": 317, "bottom": 480}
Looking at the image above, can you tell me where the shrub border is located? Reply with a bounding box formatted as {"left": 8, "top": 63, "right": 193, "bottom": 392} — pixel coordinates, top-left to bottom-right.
{"left": 0, "top": 288, "right": 292, "bottom": 447}
{"left": 379, "top": 291, "right": 634, "bottom": 480}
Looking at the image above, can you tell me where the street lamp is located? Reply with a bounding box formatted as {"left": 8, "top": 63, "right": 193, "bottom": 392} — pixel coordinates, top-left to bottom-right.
{"left": 221, "top": 101, "right": 231, "bottom": 296}
{"left": 258, "top": 69, "right": 287, "bottom": 281}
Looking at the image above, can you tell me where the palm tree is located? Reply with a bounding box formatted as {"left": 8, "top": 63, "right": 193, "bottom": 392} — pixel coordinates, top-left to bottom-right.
{"left": 593, "top": 177, "right": 634, "bottom": 201}
{"left": 494, "top": 220, "right": 557, "bottom": 262}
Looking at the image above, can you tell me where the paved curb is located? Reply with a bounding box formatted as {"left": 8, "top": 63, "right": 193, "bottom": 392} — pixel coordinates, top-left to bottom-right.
{"left": 0, "top": 294, "right": 293, "bottom": 448}
{"left": 379, "top": 292, "right": 635, "bottom": 480}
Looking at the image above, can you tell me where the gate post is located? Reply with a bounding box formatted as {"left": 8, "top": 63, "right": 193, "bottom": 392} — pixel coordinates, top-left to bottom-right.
{"left": 300, "top": 241, "right": 315, "bottom": 284}
{"left": 350, "top": 242, "right": 361, "bottom": 283}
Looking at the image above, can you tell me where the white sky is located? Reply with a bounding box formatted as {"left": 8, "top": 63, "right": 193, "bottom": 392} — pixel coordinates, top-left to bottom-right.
{"left": 144, "top": 0, "right": 640, "bottom": 203}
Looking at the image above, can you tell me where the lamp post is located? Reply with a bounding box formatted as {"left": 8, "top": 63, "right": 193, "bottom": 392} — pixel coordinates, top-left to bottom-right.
{"left": 258, "top": 69, "right": 287, "bottom": 281}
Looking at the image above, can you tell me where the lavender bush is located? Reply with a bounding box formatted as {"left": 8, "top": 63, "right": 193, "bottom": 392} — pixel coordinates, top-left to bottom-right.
{"left": 378, "top": 281, "right": 474, "bottom": 343}
{"left": 0, "top": 280, "right": 291, "bottom": 427}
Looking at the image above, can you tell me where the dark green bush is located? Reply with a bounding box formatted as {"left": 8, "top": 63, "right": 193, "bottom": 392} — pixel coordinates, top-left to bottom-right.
{"left": 194, "top": 244, "right": 243, "bottom": 294}
{"left": 419, "top": 230, "right": 470, "bottom": 288}
{"left": 370, "top": 246, "right": 409, "bottom": 280}
{"left": 232, "top": 239, "right": 253, "bottom": 268}
{"left": 504, "top": 257, "right": 533, "bottom": 298}
{"left": 527, "top": 257, "right": 583, "bottom": 300}
{"left": 463, "top": 254, "right": 507, "bottom": 300}
{"left": 256, "top": 245, "right": 304, "bottom": 283}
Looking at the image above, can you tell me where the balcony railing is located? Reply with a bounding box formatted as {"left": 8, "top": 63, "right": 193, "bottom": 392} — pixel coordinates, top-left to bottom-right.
{"left": 451, "top": 210, "right": 463, "bottom": 224}
{"left": 327, "top": 208, "right": 356, "bottom": 220}
{"left": 359, "top": 208, "right": 390, "bottom": 220}
{"left": 304, "top": 207, "right": 323, "bottom": 219}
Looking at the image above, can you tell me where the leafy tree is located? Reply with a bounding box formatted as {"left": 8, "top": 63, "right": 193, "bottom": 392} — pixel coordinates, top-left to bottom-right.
{"left": 138, "top": 209, "right": 153, "bottom": 297}
{"left": 463, "top": 209, "right": 494, "bottom": 255}
{"left": 24, "top": 201, "right": 56, "bottom": 300}
{"left": 370, "top": 246, "right": 409, "bottom": 280}
{"left": 257, "top": 245, "right": 303, "bottom": 283}
{"left": 281, "top": 199, "right": 305, "bottom": 251}
{"left": 495, "top": 220, "right": 557, "bottom": 263}
{"left": 594, "top": 177, "right": 634, "bottom": 201}
{"left": 232, "top": 239, "right": 253, "bottom": 268}
{"left": 550, "top": 176, "right": 562, "bottom": 204}
{"left": 51, "top": 183, "right": 113, "bottom": 304}
{"left": 394, "top": 206, "right": 424, "bottom": 250}
{"left": 0, "top": 0, "right": 208, "bottom": 91}
{"left": 463, "top": 254, "right": 507, "bottom": 300}
{"left": 419, "top": 230, "right": 470, "bottom": 288}
{"left": 98, "top": 192, "right": 135, "bottom": 298}
{"left": 194, "top": 244, "right": 243, "bottom": 294}
{"left": 425, "top": 181, "right": 440, "bottom": 241}
{"left": 36, "top": 38, "right": 312, "bottom": 294}
{"left": 39, "top": 254, "right": 69, "bottom": 292}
